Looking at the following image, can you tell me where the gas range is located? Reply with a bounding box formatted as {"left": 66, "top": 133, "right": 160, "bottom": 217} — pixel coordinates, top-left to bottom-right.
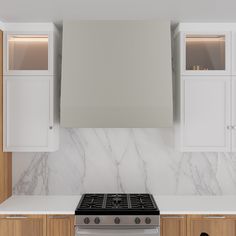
{"left": 75, "top": 194, "right": 160, "bottom": 229}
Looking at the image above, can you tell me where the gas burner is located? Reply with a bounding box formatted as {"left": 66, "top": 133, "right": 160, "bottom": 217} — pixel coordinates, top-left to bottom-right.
{"left": 75, "top": 193, "right": 160, "bottom": 230}
{"left": 76, "top": 193, "right": 159, "bottom": 215}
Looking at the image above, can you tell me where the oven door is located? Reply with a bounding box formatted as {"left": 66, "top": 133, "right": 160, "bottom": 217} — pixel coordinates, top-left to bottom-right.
{"left": 75, "top": 228, "right": 160, "bottom": 236}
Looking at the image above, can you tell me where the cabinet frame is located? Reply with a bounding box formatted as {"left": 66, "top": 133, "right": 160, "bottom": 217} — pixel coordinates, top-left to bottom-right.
{"left": 231, "top": 77, "right": 236, "bottom": 152}
{"left": 3, "top": 31, "right": 54, "bottom": 76}
{"left": 181, "top": 31, "right": 231, "bottom": 76}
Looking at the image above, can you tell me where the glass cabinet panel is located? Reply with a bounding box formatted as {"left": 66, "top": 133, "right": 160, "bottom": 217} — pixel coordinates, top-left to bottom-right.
{"left": 186, "top": 35, "right": 225, "bottom": 71}
{"left": 8, "top": 35, "right": 48, "bottom": 70}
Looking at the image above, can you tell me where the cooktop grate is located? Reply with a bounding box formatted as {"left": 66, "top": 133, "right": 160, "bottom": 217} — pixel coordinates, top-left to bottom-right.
{"left": 76, "top": 193, "right": 159, "bottom": 215}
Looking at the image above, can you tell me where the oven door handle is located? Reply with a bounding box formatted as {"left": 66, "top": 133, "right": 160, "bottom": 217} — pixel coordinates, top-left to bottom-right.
{"left": 75, "top": 228, "right": 159, "bottom": 236}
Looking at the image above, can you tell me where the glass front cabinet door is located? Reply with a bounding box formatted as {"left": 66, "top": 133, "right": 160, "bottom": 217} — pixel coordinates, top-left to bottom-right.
{"left": 182, "top": 32, "right": 231, "bottom": 75}
{"left": 4, "top": 32, "right": 53, "bottom": 75}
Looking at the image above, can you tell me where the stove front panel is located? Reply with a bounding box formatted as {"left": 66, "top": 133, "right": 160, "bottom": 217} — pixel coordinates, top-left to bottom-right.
{"left": 75, "top": 215, "right": 160, "bottom": 228}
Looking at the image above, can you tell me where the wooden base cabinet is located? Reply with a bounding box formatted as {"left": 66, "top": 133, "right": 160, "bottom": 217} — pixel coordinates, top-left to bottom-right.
{"left": 161, "top": 215, "right": 236, "bottom": 236}
{"left": 0, "top": 215, "right": 46, "bottom": 236}
{"left": 47, "top": 215, "right": 74, "bottom": 236}
{"left": 0, "top": 215, "right": 75, "bottom": 236}
{"left": 161, "top": 215, "right": 186, "bottom": 236}
{"left": 187, "top": 215, "right": 236, "bottom": 236}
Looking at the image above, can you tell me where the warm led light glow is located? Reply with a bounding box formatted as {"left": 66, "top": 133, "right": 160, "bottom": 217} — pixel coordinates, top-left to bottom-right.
{"left": 186, "top": 37, "right": 225, "bottom": 42}
{"left": 9, "top": 37, "right": 48, "bottom": 42}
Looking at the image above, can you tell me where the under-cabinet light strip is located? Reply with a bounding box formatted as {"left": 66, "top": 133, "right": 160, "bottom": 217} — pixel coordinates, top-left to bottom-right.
{"left": 9, "top": 37, "right": 48, "bottom": 42}
{"left": 186, "top": 37, "right": 225, "bottom": 42}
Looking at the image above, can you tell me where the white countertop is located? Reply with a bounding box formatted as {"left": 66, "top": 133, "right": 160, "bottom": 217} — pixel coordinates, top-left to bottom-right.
{"left": 1, "top": 195, "right": 236, "bottom": 215}
{"left": 0, "top": 195, "right": 80, "bottom": 215}
{"left": 155, "top": 195, "right": 236, "bottom": 215}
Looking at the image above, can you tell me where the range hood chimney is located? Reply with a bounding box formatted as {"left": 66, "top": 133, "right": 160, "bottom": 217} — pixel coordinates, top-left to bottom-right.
{"left": 61, "top": 20, "right": 173, "bottom": 127}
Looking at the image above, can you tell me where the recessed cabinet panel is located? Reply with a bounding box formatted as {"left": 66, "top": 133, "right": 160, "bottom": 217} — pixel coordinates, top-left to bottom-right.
{"left": 0, "top": 215, "right": 46, "bottom": 236}
{"left": 8, "top": 35, "right": 48, "bottom": 71}
{"left": 231, "top": 78, "right": 236, "bottom": 152}
{"left": 232, "top": 32, "right": 236, "bottom": 75}
{"left": 161, "top": 216, "right": 186, "bottom": 236}
{"left": 188, "top": 216, "right": 233, "bottom": 236}
{"left": 47, "top": 215, "right": 74, "bottom": 236}
{"left": 5, "top": 77, "right": 50, "bottom": 149}
{"left": 183, "top": 77, "right": 230, "bottom": 151}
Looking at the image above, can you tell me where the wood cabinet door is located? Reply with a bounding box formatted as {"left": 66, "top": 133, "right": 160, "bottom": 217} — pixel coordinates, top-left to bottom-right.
{"left": 47, "top": 215, "right": 74, "bottom": 236}
{"left": 187, "top": 216, "right": 231, "bottom": 236}
{"left": 161, "top": 215, "right": 186, "bottom": 236}
{"left": 0, "top": 215, "right": 46, "bottom": 236}
{"left": 182, "top": 77, "right": 231, "bottom": 152}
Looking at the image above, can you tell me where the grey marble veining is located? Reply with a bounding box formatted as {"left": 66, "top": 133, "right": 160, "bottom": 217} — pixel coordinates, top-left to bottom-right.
{"left": 12, "top": 128, "right": 236, "bottom": 195}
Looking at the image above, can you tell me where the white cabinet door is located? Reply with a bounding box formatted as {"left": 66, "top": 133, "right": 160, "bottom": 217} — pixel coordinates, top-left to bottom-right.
{"left": 231, "top": 78, "right": 236, "bottom": 152}
{"left": 232, "top": 32, "right": 236, "bottom": 75}
{"left": 4, "top": 76, "right": 51, "bottom": 151}
{"left": 182, "top": 76, "right": 231, "bottom": 152}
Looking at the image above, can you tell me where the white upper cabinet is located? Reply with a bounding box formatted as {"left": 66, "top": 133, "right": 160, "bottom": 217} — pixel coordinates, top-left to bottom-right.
{"left": 3, "top": 23, "right": 60, "bottom": 152}
{"left": 231, "top": 32, "right": 236, "bottom": 75}
{"left": 182, "top": 77, "right": 230, "bottom": 152}
{"left": 231, "top": 77, "right": 236, "bottom": 152}
{"left": 174, "top": 23, "right": 236, "bottom": 152}
{"left": 181, "top": 32, "right": 231, "bottom": 75}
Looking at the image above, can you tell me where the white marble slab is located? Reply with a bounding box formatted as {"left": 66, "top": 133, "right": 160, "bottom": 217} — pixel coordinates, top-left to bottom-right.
{"left": 12, "top": 128, "right": 236, "bottom": 195}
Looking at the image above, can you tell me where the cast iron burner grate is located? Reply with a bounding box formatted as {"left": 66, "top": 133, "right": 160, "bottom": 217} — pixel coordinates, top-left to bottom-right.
{"left": 76, "top": 193, "right": 159, "bottom": 215}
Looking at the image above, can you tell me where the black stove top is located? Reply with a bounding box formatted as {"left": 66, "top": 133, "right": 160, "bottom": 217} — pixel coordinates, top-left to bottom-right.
{"left": 75, "top": 194, "right": 159, "bottom": 215}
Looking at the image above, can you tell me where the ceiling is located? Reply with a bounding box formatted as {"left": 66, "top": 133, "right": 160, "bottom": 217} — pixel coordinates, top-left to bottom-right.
{"left": 1, "top": 0, "right": 236, "bottom": 27}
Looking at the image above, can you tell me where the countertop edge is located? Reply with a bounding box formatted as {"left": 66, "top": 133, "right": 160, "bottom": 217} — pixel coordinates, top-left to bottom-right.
{"left": 0, "top": 211, "right": 75, "bottom": 215}
{"left": 1, "top": 195, "right": 236, "bottom": 215}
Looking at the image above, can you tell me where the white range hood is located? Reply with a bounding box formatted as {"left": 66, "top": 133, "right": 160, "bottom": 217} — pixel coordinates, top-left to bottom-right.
{"left": 61, "top": 20, "right": 173, "bottom": 127}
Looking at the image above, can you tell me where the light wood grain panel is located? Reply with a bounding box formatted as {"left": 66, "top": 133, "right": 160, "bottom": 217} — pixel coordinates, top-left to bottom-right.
{"left": 0, "top": 30, "right": 2, "bottom": 76}
{"left": 187, "top": 215, "right": 236, "bottom": 236}
{"left": 161, "top": 215, "right": 186, "bottom": 236}
{"left": 47, "top": 215, "right": 74, "bottom": 236}
{"left": 0, "top": 30, "right": 12, "bottom": 204}
{"left": 0, "top": 215, "right": 46, "bottom": 236}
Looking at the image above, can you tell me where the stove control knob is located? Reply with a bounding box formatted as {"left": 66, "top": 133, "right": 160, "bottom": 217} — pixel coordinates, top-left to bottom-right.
{"left": 94, "top": 217, "right": 100, "bottom": 224}
{"left": 135, "top": 217, "right": 141, "bottom": 224}
{"left": 145, "top": 217, "right": 151, "bottom": 224}
{"left": 114, "top": 217, "right": 121, "bottom": 224}
{"left": 84, "top": 217, "right": 90, "bottom": 224}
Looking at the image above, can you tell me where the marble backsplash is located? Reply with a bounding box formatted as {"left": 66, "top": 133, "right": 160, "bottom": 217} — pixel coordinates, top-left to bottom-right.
{"left": 13, "top": 128, "right": 236, "bottom": 195}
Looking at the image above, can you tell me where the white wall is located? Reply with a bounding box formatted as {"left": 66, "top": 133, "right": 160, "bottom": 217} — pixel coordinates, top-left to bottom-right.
{"left": 12, "top": 128, "right": 236, "bottom": 195}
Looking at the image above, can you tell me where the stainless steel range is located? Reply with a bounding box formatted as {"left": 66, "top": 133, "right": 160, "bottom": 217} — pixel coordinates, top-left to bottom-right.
{"left": 75, "top": 194, "right": 160, "bottom": 236}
